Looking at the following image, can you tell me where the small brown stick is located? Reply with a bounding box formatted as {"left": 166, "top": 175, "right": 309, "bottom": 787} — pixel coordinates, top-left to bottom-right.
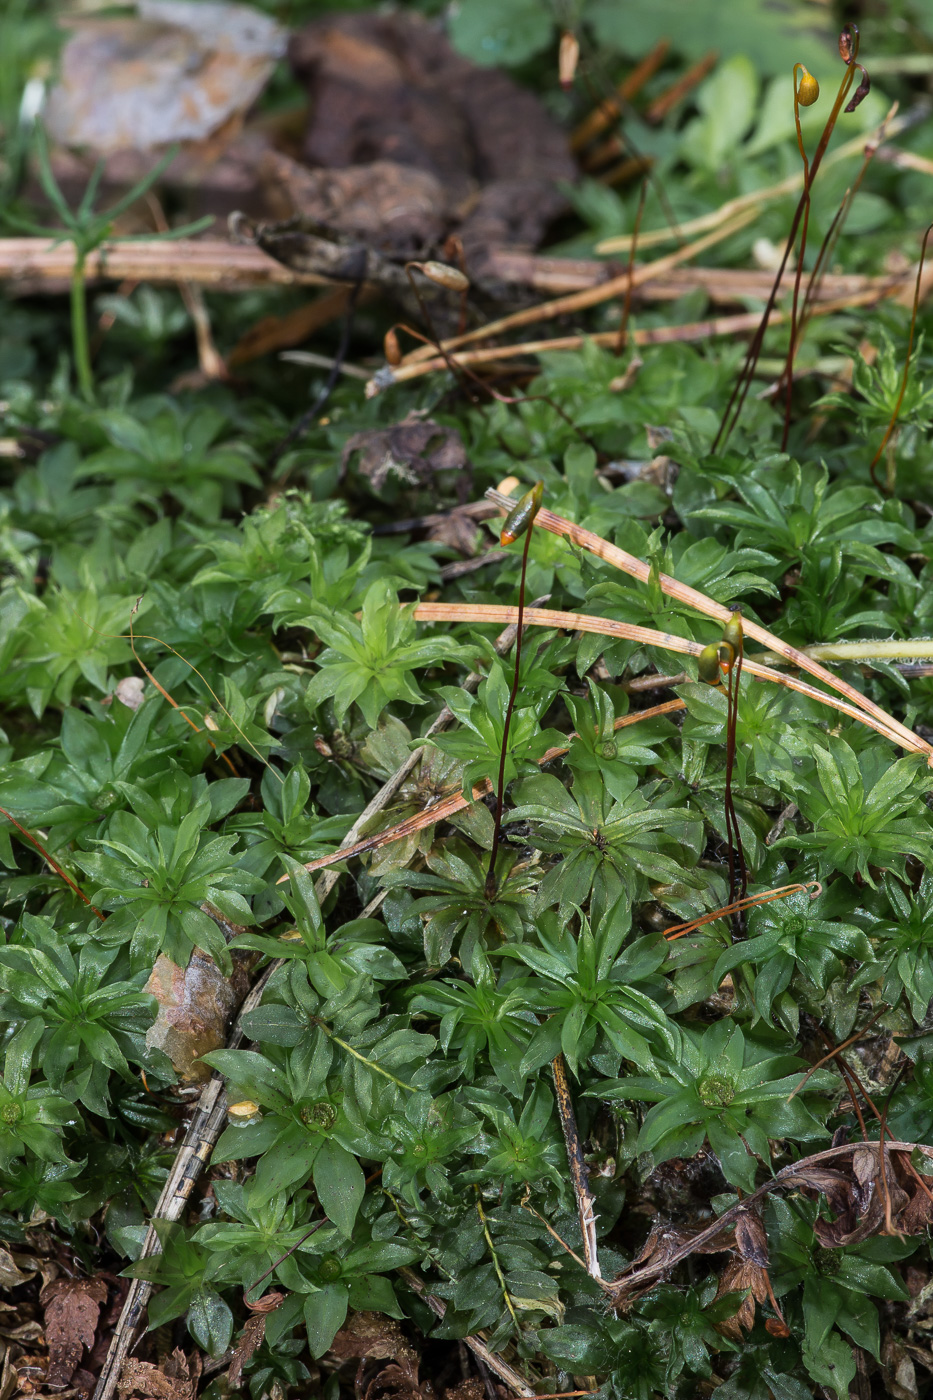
{"left": 0, "top": 805, "right": 104, "bottom": 919}
{"left": 480, "top": 498, "right": 933, "bottom": 760}
{"left": 622, "top": 671, "right": 687, "bottom": 692}
{"left": 145, "top": 195, "right": 228, "bottom": 380}
{"left": 520, "top": 1190, "right": 590, "bottom": 1272}
{"left": 399, "top": 1269, "right": 536, "bottom": 1397}
{"left": 644, "top": 51, "right": 718, "bottom": 123}
{"left": 552, "top": 1054, "right": 601, "bottom": 1279}
{"left": 395, "top": 209, "right": 760, "bottom": 369}
{"left": 571, "top": 40, "right": 670, "bottom": 150}
{"left": 663, "top": 880, "right": 821, "bottom": 942}
{"left": 787, "top": 1008, "right": 887, "bottom": 1100}
{"left": 414, "top": 600, "right": 921, "bottom": 752}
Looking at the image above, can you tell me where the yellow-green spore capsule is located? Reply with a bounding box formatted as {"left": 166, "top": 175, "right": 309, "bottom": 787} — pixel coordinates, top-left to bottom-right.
{"left": 500, "top": 480, "right": 544, "bottom": 545}
{"left": 795, "top": 64, "right": 820, "bottom": 106}
{"left": 698, "top": 643, "right": 724, "bottom": 686}
{"left": 721, "top": 609, "right": 744, "bottom": 659}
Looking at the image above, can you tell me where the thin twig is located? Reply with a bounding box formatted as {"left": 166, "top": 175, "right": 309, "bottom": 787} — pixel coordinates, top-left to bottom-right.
{"left": 480, "top": 498, "right": 933, "bottom": 761}
{"left": 310, "top": 608, "right": 543, "bottom": 903}
{"left": 92, "top": 961, "right": 283, "bottom": 1400}
{"left": 399, "top": 1269, "right": 535, "bottom": 1396}
{"left": 552, "top": 1054, "right": 601, "bottom": 1279}
{"left": 370, "top": 287, "right": 896, "bottom": 393}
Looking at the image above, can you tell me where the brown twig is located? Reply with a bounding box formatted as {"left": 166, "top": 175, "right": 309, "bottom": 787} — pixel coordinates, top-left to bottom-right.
{"left": 370, "top": 288, "right": 895, "bottom": 393}
{"left": 0, "top": 805, "right": 104, "bottom": 918}
{"left": 552, "top": 1054, "right": 601, "bottom": 1279}
{"left": 413, "top": 600, "right": 922, "bottom": 753}
{"left": 92, "top": 960, "right": 283, "bottom": 1400}
{"left": 479, "top": 498, "right": 933, "bottom": 761}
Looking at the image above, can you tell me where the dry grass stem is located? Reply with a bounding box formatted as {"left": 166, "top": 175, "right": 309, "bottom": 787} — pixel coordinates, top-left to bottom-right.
{"left": 481, "top": 497, "right": 933, "bottom": 762}
{"left": 395, "top": 208, "right": 761, "bottom": 369}
{"left": 595, "top": 109, "right": 915, "bottom": 252}
{"left": 414, "top": 601, "right": 922, "bottom": 752}
{"left": 369, "top": 288, "right": 898, "bottom": 394}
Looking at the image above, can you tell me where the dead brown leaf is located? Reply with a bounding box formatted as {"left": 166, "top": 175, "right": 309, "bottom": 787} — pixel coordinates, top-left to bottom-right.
{"left": 714, "top": 1256, "right": 770, "bottom": 1340}
{"left": 341, "top": 420, "right": 469, "bottom": 497}
{"left": 0, "top": 1248, "right": 35, "bottom": 1290}
{"left": 734, "top": 1209, "right": 769, "bottom": 1268}
{"left": 117, "top": 1348, "right": 200, "bottom": 1400}
{"left": 228, "top": 1316, "right": 266, "bottom": 1390}
{"left": 40, "top": 1277, "right": 108, "bottom": 1389}
{"left": 329, "top": 1313, "right": 415, "bottom": 1364}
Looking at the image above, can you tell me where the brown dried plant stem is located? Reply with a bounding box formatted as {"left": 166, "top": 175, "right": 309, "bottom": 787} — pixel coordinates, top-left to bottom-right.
{"left": 369, "top": 287, "right": 894, "bottom": 394}
{"left": 714, "top": 37, "right": 864, "bottom": 451}
{"left": 414, "top": 600, "right": 921, "bottom": 754}
{"left": 552, "top": 1053, "right": 601, "bottom": 1279}
{"left": 480, "top": 495, "right": 933, "bottom": 762}
{"left": 395, "top": 209, "right": 760, "bottom": 371}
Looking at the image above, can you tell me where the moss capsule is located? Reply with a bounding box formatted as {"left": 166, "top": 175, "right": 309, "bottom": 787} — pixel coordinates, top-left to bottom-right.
{"left": 698, "top": 643, "right": 724, "bottom": 686}
{"left": 500, "top": 480, "right": 544, "bottom": 545}
{"left": 795, "top": 65, "right": 819, "bottom": 106}
{"left": 419, "top": 261, "right": 470, "bottom": 292}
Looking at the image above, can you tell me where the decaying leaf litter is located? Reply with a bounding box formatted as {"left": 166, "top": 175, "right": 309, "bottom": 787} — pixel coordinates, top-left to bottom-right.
{"left": 5, "top": 1, "right": 933, "bottom": 1398}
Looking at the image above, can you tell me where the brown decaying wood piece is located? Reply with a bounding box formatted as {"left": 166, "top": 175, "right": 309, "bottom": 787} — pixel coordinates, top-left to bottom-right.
{"left": 481, "top": 495, "right": 933, "bottom": 762}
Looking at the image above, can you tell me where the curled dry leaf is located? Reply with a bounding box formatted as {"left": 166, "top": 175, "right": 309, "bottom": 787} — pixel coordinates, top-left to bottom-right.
{"left": 40, "top": 1276, "right": 108, "bottom": 1389}
{"left": 714, "top": 1255, "right": 770, "bottom": 1340}
{"left": 341, "top": 420, "right": 470, "bottom": 498}
{"left": 228, "top": 1314, "right": 268, "bottom": 1389}
{"left": 117, "top": 1348, "right": 200, "bottom": 1400}
{"left": 0, "top": 1247, "right": 36, "bottom": 1289}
